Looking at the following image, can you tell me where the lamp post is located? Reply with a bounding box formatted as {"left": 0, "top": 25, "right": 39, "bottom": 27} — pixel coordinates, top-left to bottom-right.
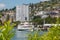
{"left": 41, "top": 15, "right": 48, "bottom": 24}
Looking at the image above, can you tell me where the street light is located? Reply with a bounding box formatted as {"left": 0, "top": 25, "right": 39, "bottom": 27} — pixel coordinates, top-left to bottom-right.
{"left": 41, "top": 15, "right": 48, "bottom": 24}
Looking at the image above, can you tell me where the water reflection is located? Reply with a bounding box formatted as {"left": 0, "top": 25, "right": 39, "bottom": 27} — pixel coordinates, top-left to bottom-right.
{"left": 12, "top": 29, "right": 46, "bottom": 40}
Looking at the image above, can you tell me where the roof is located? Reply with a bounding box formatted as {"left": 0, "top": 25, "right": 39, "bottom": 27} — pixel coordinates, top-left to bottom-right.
{"left": 49, "top": 12, "right": 58, "bottom": 15}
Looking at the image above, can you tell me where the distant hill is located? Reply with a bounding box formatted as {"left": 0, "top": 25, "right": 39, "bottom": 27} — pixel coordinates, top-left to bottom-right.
{"left": 29, "top": 0, "right": 60, "bottom": 13}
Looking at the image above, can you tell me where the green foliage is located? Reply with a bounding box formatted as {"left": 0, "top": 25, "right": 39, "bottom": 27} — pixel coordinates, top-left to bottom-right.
{"left": 40, "top": 25, "right": 60, "bottom": 40}
{"left": 32, "top": 16, "right": 43, "bottom": 25}
{"left": 32, "top": 16, "right": 60, "bottom": 25}
{"left": 28, "top": 31, "right": 40, "bottom": 40}
{"left": 13, "top": 21, "right": 20, "bottom": 25}
{"left": 0, "top": 21, "right": 16, "bottom": 40}
{"left": 28, "top": 26, "right": 60, "bottom": 40}
{"left": 28, "top": 17, "right": 60, "bottom": 40}
{"left": 29, "top": 0, "right": 60, "bottom": 15}
{"left": 45, "top": 16, "right": 57, "bottom": 24}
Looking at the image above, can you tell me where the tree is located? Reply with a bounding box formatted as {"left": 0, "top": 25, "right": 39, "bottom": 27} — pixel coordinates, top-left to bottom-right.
{"left": 5, "top": 9, "right": 8, "bottom": 12}
{"left": 11, "top": 7, "right": 16, "bottom": 12}
{"left": 45, "top": 16, "right": 57, "bottom": 24}
{"left": 28, "top": 16, "right": 60, "bottom": 40}
{"left": 32, "top": 16, "right": 43, "bottom": 27}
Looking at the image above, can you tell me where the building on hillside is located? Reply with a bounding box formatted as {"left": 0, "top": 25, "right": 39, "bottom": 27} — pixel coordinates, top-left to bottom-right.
{"left": 16, "top": 4, "right": 30, "bottom": 22}
{"left": 34, "top": 9, "right": 60, "bottom": 18}
{"left": 34, "top": 11, "right": 49, "bottom": 16}
{"left": 48, "top": 9, "right": 60, "bottom": 17}
{"left": 0, "top": 15, "right": 6, "bottom": 23}
{"left": 2, "top": 10, "right": 16, "bottom": 23}
{"left": 6, "top": 10, "right": 16, "bottom": 22}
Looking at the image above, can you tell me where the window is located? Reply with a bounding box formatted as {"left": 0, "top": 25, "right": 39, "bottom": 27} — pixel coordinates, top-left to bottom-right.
{"left": 25, "top": 17, "right": 27, "bottom": 20}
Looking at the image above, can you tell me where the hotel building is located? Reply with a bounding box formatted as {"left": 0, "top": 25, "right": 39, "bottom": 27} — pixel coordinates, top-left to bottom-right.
{"left": 16, "top": 4, "right": 29, "bottom": 22}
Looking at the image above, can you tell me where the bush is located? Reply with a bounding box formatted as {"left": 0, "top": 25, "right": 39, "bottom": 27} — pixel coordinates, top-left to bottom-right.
{"left": 0, "top": 21, "right": 16, "bottom": 40}
{"left": 40, "top": 25, "right": 60, "bottom": 40}
{"left": 28, "top": 17, "right": 60, "bottom": 40}
{"left": 28, "top": 31, "right": 41, "bottom": 40}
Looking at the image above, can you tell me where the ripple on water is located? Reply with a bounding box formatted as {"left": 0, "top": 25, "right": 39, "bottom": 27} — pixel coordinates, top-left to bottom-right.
{"left": 12, "top": 29, "right": 46, "bottom": 40}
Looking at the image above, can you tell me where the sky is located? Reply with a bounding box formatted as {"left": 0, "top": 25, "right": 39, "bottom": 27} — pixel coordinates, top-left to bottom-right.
{"left": 0, "top": 0, "right": 48, "bottom": 10}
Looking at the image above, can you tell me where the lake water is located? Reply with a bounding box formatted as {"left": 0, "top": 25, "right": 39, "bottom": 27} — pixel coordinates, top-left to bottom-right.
{"left": 12, "top": 29, "right": 46, "bottom": 40}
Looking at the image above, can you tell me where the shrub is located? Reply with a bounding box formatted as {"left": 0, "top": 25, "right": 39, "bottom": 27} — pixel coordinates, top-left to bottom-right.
{"left": 28, "top": 17, "right": 60, "bottom": 40}
{"left": 0, "top": 21, "right": 16, "bottom": 40}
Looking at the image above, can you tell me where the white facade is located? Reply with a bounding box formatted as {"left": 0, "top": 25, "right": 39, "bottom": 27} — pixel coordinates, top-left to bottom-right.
{"left": 35, "top": 11, "right": 48, "bottom": 16}
{"left": 16, "top": 5, "right": 29, "bottom": 22}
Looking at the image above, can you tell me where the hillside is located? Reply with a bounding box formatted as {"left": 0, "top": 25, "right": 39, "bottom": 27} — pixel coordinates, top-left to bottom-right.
{"left": 29, "top": 0, "right": 60, "bottom": 14}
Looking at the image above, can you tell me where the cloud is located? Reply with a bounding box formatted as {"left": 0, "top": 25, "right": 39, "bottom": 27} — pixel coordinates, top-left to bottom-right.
{"left": 0, "top": 3, "right": 5, "bottom": 8}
